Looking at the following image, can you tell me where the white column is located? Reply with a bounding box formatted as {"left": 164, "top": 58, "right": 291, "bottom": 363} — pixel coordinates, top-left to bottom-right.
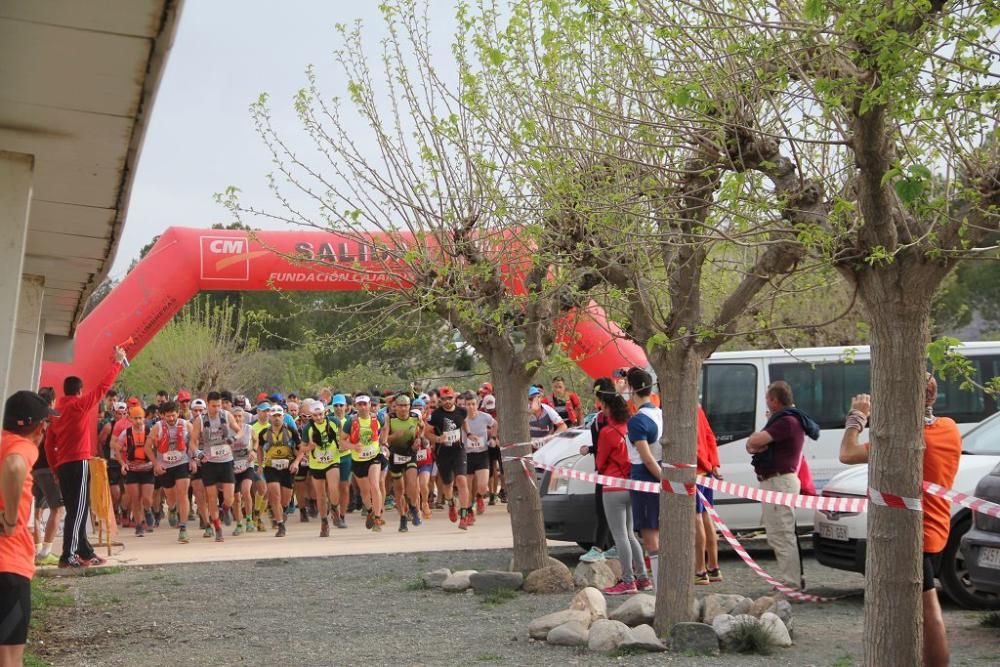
{"left": 8, "top": 275, "right": 45, "bottom": 393}
{"left": 0, "top": 151, "right": 34, "bottom": 425}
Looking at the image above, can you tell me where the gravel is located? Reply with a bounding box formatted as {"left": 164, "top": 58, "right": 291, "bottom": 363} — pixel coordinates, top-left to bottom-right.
{"left": 31, "top": 547, "right": 1000, "bottom": 666}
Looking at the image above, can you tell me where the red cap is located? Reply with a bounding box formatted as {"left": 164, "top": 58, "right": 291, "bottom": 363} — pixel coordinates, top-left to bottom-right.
{"left": 126, "top": 396, "right": 141, "bottom": 407}
{"left": 479, "top": 383, "right": 493, "bottom": 395}
{"left": 438, "top": 386, "right": 455, "bottom": 398}
{"left": 176, "top": 390, "right": 192, "bottom": 402}
{"left": 256, "top": 392, "right": 268, "bottom": 402}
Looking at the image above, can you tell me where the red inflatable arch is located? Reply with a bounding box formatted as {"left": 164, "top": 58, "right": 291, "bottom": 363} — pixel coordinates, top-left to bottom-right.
{"left": 40, "top": 227, "right": 648, "bottom": 391}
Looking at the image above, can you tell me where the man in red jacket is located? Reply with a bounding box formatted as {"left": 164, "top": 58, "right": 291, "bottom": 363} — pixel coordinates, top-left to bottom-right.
{"left": 48, "top": 346, "right": 126, "bottom": 568}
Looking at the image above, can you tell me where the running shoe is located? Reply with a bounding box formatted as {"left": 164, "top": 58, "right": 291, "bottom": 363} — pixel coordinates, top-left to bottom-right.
{"left": 498, "top": 489, "right": 508, "bottom": 503}
{"left": 579, "top": 546, "right": 605, "bottom": 563}
{"left": 385, "top": 496, "right": 396, "bottom": 511}
{"left": 300, "top": 508, "right": 310, "bottom": 523}
{"left": 603, "top": 546, "right": 618, "bottom": 559}
{"left": 215, "top": 528, "right": 225, "bottom": 543}
{"left": 458, "top": 514, "right": 469, "bottom": 530}
{"left": 308, "top": 499, "right": 319, "bottom": 517}
{"left": 203, "top": 526, "right": 215, "bottom": 538}
{"left": 153, "top": 512, "right": 162, "bottom": 528}
{"left": 187, "top": 508, "right": 196, "bottom": 521}
{"left": 365, "top": 510, "right": 375, "bottom": 530}
{"left": 168, "top": 509, "right": 179, "bottom": 528}
{"left": 410, "top": 506, "right": 422, "bottom": 527}
{"left": 135, "top": 524, "right": 145, "bottom": 538}
{"left": 476, "top": 496, "right": 486, "bottom": 515}
{"left": 371, "top": 518, "right": 382, "bottom": 533}
{"left": 488, "top": 494, "right": 497, "bottom": 506}
{"left": 145, "top": 511, "right": 155, "bottom": 528}
{"left": 448, "top": 503, "right": 458, "bottom": 523}
{"left": 244, "top": 519, "right": 256, "bottom": 533}
{"left": 335, "top": 515, "right": 348, "bottom": 529}
{"left": 178, "top": 527, "right": 190, "bottom": 543}
{"left": 286, "top": 500, "right": 296, "bottom": 515}
{"left": 635, "top": 577, "right": 654, "bottom": 591}
{"left": 58, "top": 555, "right": 85, "bottom": 569}
{"left": 81, "top": 555, "right": 107, "bottom": 567}
{"left": 35, "top": 553, "right": 59, "bottom": 567}
{"left": 694, "top": 571, "right": 710, "bottom": 586}
{"left": 276, "top": 522, "right": 287, "bottom": 538}
{"left": 433, "top": 499, "right": 445, "bottom": 510}
{"left": 707, "top": 568, "right": 723, "bottom": 583}
{"left": 223, "top": 510, "right": 232, "bottom": 526}
{"left": 604, "top": 581, "right": 638, "bottom": 596}
{"left": 468, "top": 509, "right": 477, "bottom": 525}
{"left": 399, "top": 516, "right": 408, "bottom": 533}
{"left": 320, "top": 519, "right": 330, "bottom": 538}
{"left": 233, "top": 523, "right": 244, "bottom": 536}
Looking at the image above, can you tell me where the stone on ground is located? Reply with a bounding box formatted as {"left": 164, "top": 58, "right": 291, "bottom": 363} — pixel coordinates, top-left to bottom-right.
{"left": 587, "top": 619, "right": 633, "bottom": 652}
{"left": 701, "top": 593, "right": 746, "bottom": 624}
{"left": 422, "top": 568, "right": 451, "bottom": 588}
{"left": 469, "top": 570, "right": 523, "bottom": 593}
{"left": 750, "top": 595, "right": 776, "bottom": 618}
{"left": 608, "top": 593, "right": 655, "bottom": 626}
{"left": 441, "top": 570, "right": 477, "bottom": 592}
{"left": 711, "top": 613, "right": 737, "bottom": 646}
{"left": 603, "top": 557, "right": 622, "bottom": 580}
{"left": 760, "top": 612, "right": 793, "bottom": 647}
{"left": 523, "top": 561, "right": 574, "bottom": 594}
{"left": 669, "top": 622, "right": 720, "bottom": 656}
{"left": 573, "top": 561, "right": 617, "bottom": 590}
{"left": 569, "top": 587, "right": 607, "bottom": 622}
{"left": 621, "top": 624, "right": 666, "bottom": 652}
{"left": 546, "top": 620, "right": 590, "bottom": 647}
{"left": 528, "top": 609, "right": 592, "bottom": 640}
{"left": 730, "top": 596, "right": 753, "bottom": 617}
{"left": 774, "top": 599, "right": 793, "bottom": 625}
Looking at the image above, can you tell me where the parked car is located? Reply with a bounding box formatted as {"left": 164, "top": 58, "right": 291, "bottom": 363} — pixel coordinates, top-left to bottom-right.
{"left": 960, "top": 463, "right": 1000, "bottom": 598}
{"left": 814, "top": 411, "right": 1000, "bottom": 609}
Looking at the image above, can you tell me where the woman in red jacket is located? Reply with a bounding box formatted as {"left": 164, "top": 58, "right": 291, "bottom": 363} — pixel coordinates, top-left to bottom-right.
{"left": 595, "top": 387, "right": 649, "bottom": 596}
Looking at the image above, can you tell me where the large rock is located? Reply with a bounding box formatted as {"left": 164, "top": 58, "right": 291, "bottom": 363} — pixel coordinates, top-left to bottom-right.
{"left": 422, "top": 568, "right": 451, "bottom": 588}
{"left": 691, "top": 596, "right": 703, "bottom": 622}
{"left": 528, "top": 609, "right": 592, "bottom": 639}
{"left": 441, "top": 570, "right": 477, "bottom": 592}
{"left": 604, "top": 557, "right": 622, "bottom": 580}
{"left": 760, "top": 612, "right": 793, "bottom": 647}
{"left": 469, "top": 570, "right": 523, "bottom": 593}
{"left": 669, "top": 622, "right": 720, "bottom": 656}
{"left": 587, "top": 619, "right": 633, "bottom": 652}
{"left": 608, "top": 593, "right": 655, "bottom": 626}
{"left": 546, "top": 621, "right": 590, "bottom": 647}
{"left": 731, "top": 596, "right": 754, "bottom": 617}
{"left": 569, "top": 587, "right": 607, "bottom": 622}
{"left": 774, "top": 599, "right": 793, "bottom": 626}
{"left": 523, "top": 561, "right": 575, "bottom": 594}
{"left": 711, "top": 614, "right": 737, "bottom": 646}
{"left": 750, "top": 596, "right": 776, "bottom": 618}
{"left": 574, "top": 561, "right": 617, "bottom": 590}
{"left": 701, "top": 593, "right": 746, "bottom": 624}
{"left": 621, "top": 624, "right": 666, "bottom": 652}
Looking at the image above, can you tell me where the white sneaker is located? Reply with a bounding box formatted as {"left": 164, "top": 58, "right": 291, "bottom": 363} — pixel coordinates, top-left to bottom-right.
{"left": 580, "top": 546, "right": 605, "bottom": 563}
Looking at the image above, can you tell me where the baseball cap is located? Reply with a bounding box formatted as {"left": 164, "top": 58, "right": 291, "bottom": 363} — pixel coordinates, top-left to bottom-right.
{"left": 270, "top": 392, "right": 284, "bottom": 403}
{"left": 3, "top": 390, "right": 59, "bottom": 430}
{"left": 128, "top": 406, "right": 145, "bottom": 418}
{"left": 191, "top": 398, "right": 207, "bottom": 409}
{"left": 354, "top": 395, "right": 371, "bottom": 404}
{"left": 310, "top": 403, "right": 325, "bottom": 415}
{"left": 412, "top": 398, "right": 426, "bottom": 407}
{"left": 177, "top": 390, "right": 192, "bottom": 402}
{"left": 256, "top": 401, "right": 272, "bottom": 411}
{"left": 126, "top": 396, "right": 141, "bottom": 407}
{"left": 270, "top": 405, "right": 285, "bottom": 416}
{"left": 479, "top": 382, "right": 493, "bottom": 395}
{"left": 256, "top": 392, "right": 269, "bottom": 402}
{"left": 438, "top": 386, "right": 455, "bottom": 398}
{"left": 481, "top": 395, "right": 496, "bottom": 410}
{"left": 395, "top": 394, "right": 411, "bottom": 405}
{"left": 528, "top": 386, "right": 542, "bottom": 398}
{"left": 114, "top": 401, "right": 128, "bottom": 412}
{"left": 331, "top": 394, "right": 347, "bottom": 406}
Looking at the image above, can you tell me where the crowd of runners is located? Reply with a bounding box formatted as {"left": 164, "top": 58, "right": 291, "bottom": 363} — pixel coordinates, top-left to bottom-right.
{"left": 28, "top": 377, "right": 587, "bottom": 559}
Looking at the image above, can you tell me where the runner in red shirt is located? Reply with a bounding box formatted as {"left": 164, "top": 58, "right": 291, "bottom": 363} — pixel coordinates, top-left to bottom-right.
{"left": 1, "top": 390, "right": 58, "bottom": 664}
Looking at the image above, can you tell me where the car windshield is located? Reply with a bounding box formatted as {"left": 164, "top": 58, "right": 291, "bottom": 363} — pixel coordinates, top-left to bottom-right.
{"left": 960, "top": 412, "right": 1000, "bottom": 455}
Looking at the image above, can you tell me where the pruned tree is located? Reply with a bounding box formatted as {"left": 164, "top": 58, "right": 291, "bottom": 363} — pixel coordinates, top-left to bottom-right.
{"left": 220, "top": 0, "right": 613, "bottom": 572}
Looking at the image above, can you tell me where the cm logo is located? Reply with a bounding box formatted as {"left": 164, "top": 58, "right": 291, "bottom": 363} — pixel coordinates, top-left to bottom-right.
{"left": 200, "top": 235, "right": 250, "bottom": 281}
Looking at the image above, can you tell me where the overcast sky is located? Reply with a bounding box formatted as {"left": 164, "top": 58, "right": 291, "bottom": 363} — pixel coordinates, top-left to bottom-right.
{"left": 113, "top": 0, "right": 458, "bottom": 276}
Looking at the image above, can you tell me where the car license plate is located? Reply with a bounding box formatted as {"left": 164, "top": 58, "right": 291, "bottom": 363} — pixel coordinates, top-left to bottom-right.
{"left": 819, "top": 522, "right": 848, "bottom": 542}
{"left": 979, "top": 547, "right": 1000, "bottom": 570}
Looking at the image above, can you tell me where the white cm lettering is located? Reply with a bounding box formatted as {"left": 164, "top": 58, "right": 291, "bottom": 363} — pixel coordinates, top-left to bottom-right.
{"left": 209, "top": 239, "right": 245, "bottom": 254}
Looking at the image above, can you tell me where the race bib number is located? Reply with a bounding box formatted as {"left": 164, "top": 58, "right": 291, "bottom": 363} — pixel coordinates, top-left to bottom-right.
{"left": 392, "top": 453, "right": 411, "bottom": 465}
{"left": 233, "top": 460, "right": 249, "bottom": 473}
{"left": 270, "top": 458, "right": 290, "bottom": 470}
{"left": 443, "top": 430, "right": 461, "bottom": 445}
{"left": 210, "top": 445, "right": 232, "bottom": 459}
{"left": 360, "top": 444, "right": 379, "bottom": 459}
{"left": 162, "top": 450, "right": 184, "bottom": 464}
{"left": 466, "top": 438, "right": 486, "bottom": 453}
{"left": 416, "top": 448, "right": 429, "bottom": 462}
{"left": 315, "top": 451, "right": 334, "bottom": 464}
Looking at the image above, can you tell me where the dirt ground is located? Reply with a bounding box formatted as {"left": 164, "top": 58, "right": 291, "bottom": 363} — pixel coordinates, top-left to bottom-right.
{"left": 28, "top": 547, "right": 1000, "bottom": 667}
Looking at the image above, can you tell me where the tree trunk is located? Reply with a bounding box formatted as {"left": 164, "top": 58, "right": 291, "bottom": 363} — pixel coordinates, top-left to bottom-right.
{"left": 650, "top": 346, "right": 702, "bottom": 634}
{"left": 862, "top": 286, "right": 929, "bottom": 667}
{"left": 491, "top": 353, "right": 549, "bottom": 574}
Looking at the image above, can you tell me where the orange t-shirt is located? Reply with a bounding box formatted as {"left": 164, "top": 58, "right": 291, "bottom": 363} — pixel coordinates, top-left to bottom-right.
{"left": 0, "top": 431, "right": 40, "bottom": 579}
{"left": 864, "top": 417, "right": 961, "bottom": 554}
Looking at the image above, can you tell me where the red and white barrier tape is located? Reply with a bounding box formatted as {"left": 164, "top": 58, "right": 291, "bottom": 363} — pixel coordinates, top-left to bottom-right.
{"left": 698, "top": 490, "right": 847, "bottom": 603}
{"left": 662, "top": 479, "right": 696, "bottom": 496}
{"left": 697, "top": 476, "right": 869, "bottom": 514}
{"left": 923, "top": 481, "right": 1000, "bottom": 518}
{"left": 867, "top": 488, "right": 922, "bottom": 511}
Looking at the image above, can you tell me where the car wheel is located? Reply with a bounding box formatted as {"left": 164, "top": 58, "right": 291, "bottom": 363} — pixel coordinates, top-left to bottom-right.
{"left": 939, "top": 515, "right": 1000, "bottom": 610}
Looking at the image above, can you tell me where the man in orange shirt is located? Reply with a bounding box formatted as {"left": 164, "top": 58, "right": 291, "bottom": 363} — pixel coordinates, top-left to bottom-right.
{"left": 838, "top": 373, "right": 960, "bottom": 667}
{"left": 1, "top": 390, "right": 58, "bottom": 665}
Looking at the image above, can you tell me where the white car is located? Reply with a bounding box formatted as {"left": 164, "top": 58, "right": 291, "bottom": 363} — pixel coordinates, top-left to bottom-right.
{"left": 814, "top": 412, "right": 1000, "bottom": 609}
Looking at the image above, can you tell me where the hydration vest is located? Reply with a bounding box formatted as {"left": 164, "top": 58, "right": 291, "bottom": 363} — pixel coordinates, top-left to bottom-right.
{"left": 125, "top": 424, "right": 152, "bottom": 462}
{"left": 349, "top": 416, "right": 380, "bottom": 444}
{"left": 158, "top": 420, "right": 188, "bottom": 454}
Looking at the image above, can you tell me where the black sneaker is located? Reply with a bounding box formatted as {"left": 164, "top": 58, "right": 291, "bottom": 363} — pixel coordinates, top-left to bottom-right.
{"left": 399, "top": 516, "right": 408, "bottom": 533}
{"left": 276, "top": 522, "right": 287, "bottom": 538}
{"left": 498, "top": 489, "right": 508, "bottom": 503}
{"left": 488, "top": 494, "right": 497, "bottom": 506}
